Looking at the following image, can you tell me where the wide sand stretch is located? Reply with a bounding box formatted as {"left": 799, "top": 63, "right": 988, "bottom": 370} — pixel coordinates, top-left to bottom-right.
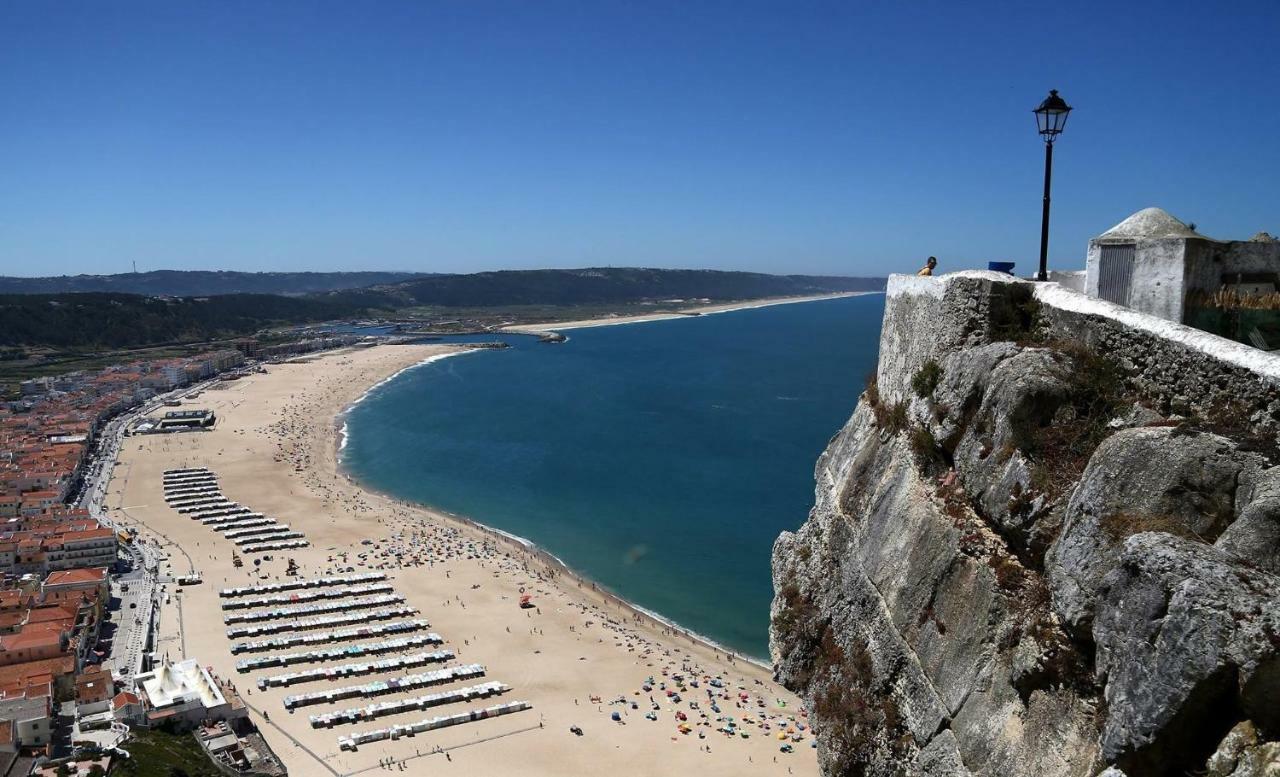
{"left": 502, "top": 292, "right": 867, "bottom": 334}
{"left": 107, "top": 342, "right": 817, "bottom": 776}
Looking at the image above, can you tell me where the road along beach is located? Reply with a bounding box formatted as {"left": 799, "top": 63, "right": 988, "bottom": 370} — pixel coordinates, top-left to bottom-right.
{"left": 107, "top": 342, "right": 817, "bottom": 777}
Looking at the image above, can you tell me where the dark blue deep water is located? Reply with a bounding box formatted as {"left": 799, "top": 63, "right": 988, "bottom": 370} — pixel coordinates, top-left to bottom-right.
{"left": 341, "top": 295, "right": 884, "bottom": 658}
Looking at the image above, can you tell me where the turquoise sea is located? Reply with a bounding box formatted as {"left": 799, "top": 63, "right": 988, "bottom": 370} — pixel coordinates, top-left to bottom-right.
{"left": 340, "top": 294, "right": 884, "bottom": 658}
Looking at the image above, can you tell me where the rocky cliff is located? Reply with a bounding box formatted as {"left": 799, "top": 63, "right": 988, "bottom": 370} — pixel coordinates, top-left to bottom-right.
{"left": 771, "top": 273, "right": 1280, "bottom": 777}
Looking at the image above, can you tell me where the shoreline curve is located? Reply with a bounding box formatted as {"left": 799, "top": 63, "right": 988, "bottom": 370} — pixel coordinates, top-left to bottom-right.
{"left": 333, "top": 295, "right": 867, "bottom": 664}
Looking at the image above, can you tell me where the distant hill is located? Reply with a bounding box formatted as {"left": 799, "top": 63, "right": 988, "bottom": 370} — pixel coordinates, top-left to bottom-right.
{"left": 0, "top": 270, "right": 427, "bottom": 297}
{"left": 0, "top": 268, "right": 886, "bottom": 350}
{"left": 0, "top": 293, "right": 372, "bottom": 348}
{"left": 336, "top": 268, "right": 884, "bottom": 308}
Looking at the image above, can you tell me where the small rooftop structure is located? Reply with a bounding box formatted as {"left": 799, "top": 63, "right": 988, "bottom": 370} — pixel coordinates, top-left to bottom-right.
{"left": 1084, "top": 208, "right": 1280, "bottom": 340}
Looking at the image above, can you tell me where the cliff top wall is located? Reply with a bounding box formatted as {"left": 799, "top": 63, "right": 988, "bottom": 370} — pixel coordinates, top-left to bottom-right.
{"left": 772, "top": 270, "right": 1280, "bottom": 777}
{"left": 881, "top": 271, "right": 1280, "bottom": 426}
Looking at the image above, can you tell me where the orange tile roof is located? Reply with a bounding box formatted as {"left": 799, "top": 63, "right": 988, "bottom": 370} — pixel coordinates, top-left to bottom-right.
{"left": 19, "top": 491, "right": 58, "bottom": 501}
{"left": 43, "top": 568, "right": 106, "bottom": 588}
{"left": 55, "top": 528, "right": 114, "bottom": 543}
{"left": 112, "top": 691, "right": 140, "bottom": 710}
{"left": 24, "top": 604, "right": 78, "bottom": 625}
{"left": 0, "top": 657, "right": 73, "bottom": 689}
{"left": 0, "top": 676, "right": 53, "bottom": 701}
{"left": 0, "top": 628, "right": 62, "bottom": 652}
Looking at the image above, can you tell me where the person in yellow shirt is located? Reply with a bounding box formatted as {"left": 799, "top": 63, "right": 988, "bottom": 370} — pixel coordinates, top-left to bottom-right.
{"left": 917, "top": 256, "right": 938, "bottom": 276}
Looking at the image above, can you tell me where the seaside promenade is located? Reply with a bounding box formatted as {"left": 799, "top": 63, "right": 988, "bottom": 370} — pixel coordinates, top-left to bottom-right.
{"left": 103, "top": 344, "right": 816, "bottom": 777}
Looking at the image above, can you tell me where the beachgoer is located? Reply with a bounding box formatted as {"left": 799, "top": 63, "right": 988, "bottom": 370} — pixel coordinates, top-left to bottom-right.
{"left": 918, "top": 256, "right": 938, "bottom": 276}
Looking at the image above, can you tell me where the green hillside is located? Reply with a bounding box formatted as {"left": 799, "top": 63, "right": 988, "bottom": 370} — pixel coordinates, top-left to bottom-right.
{"left": 0, "top": 270, "right": 427, "bottom": 296}
{"left": 0, "top": 293, "right": 371, "bottom": 348}
{"left": 338, "top": 268, "right": 883, "bottom": 308}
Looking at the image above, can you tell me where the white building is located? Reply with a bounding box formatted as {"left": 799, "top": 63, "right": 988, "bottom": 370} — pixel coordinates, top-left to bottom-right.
{"left": 0, "top": 696, "right": 52, "bottom": 749}
{"left": 1085, "top": 207, "right": 1280, "bottom": 326}
{"left": 135, "top": 658, "right": 243, "bottom": 730}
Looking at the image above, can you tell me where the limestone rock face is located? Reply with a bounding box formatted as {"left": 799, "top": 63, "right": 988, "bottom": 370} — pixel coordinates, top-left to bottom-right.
{"left": 1047, "top": 427, "right": 1265, "bottom": 635}
{"left": 1220, "top": 467, "right": 1280, "bottom": 575}
{"left": 1093, "top": 535, "right": 1280, "bottom": 772}
{"left": 941, "top": 346, "right": 1075, "bottom": 558}
{"left": 1206, "top": 722, "right": 1280, "bottom": 777}
{"left": 772, "top": 404, "right": 1100, "bottom": 776}
{"left": 772, "top": 277, "right": 1280, "bottom": 777}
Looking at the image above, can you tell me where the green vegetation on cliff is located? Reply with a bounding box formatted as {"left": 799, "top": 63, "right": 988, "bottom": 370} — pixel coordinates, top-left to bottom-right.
{"left": 113, "top": 730, "right": 223, "bottom": 777}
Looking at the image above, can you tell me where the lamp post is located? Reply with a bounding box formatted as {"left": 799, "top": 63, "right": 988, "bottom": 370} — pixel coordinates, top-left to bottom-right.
{"left": 1033, "top": 89, "right": 1072, "bottom": 281}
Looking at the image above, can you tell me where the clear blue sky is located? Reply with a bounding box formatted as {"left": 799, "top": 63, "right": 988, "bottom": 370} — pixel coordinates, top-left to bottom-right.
{"left": 1, "top": 1, "right": 1276, "bottom": 277}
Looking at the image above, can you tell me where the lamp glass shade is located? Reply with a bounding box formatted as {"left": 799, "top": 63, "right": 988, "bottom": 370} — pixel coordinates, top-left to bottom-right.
{"left": 1034, "top": 89, "right": 1072, "bottom": 138}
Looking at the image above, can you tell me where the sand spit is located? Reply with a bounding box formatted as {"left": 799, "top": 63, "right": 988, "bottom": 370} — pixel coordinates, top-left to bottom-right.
{"left": 502, "top": 291, "right": 872, "bottom": 335}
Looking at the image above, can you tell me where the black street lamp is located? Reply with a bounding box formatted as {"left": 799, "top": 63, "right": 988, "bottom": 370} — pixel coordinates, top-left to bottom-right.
{"left": 1033, "top": 89, "right": 1072, "bottom": 281}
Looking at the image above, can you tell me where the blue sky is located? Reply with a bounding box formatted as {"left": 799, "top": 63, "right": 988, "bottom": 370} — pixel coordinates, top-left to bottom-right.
{"left": 1, "top": 1, "right": 1276, "bottom": 277}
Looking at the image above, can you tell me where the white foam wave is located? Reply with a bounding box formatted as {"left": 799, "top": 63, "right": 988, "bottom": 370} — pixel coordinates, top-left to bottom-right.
{"left": 338, "top": 349, "right": 481, "bottom": 462}
{"left": 346, "top": 351, "right": 470, "bottom": 411}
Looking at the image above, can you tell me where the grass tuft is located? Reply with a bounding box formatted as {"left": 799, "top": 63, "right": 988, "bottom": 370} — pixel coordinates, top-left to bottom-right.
{"left": 911, "top": 360, "right": 942, "bottom": 399}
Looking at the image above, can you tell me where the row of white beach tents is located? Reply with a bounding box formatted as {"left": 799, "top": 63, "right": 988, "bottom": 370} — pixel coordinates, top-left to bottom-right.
{"left": 162, "top": 469, "right": 311, "bottom": 551}
{"left": 223, "top": 593, "right": 406, "bottom": 625}
{"left": 162, "top": 473, "right": 232, "bottom": 519}
{"left": 236, "top": 532, "right": 307, "bottom": 549}
{"left": 220, "top": 572, "right": 385, "bottom": 599}
{"left": 337, "top": 701, "right": 533, "bottom": 751}
{"left": 222, "top": 582, "right": 394, "bottom": 611}
{"left": 230, "top": 618, "right": 428, "bottom": 654}
{"left": 162, "top": 469, "right": 215, "bottom": 486}
{"left": 311, "top": 681, "right": 508, "bottom": 728}
{"left": 177, "top": 501, "right": 233, "bottom": 514}
{"left": 226, "top": 605, "right": 418, "bottom": 640}
{"left": 224, "top": 524, "right": 293, "bottom": 540}
{"left": 196, "top": 506, "right": 254, "bottom": 521}
{"left": 165, "top": 468, "right": 212, "bottom": 481}
{"left": 206, "top": 515, "right": 270, "bottom": 530}
{"left": 162, "top": 473, "right": 216, "bottom": 488}
{"left": 256, "top": 648, "right": 455, "bottom": 690}
{"left": 238, "top": 538, "right": 310, "bottom": 554}
{"left": 235, "top": 633, "right": 444, "bottom": 672}
{"left": 282, "top": 663, "right": 487, "bottom": 710}
{"left": 163, "top": 482, "right": 218, "bottom": 498}
{"left": 170, "top": 468, "right": 533, "bottom": 754}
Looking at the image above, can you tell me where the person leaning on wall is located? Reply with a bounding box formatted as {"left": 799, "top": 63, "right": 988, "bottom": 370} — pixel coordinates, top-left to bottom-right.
{"left": 917, "top": 256, "right": 938, "bottom": 276}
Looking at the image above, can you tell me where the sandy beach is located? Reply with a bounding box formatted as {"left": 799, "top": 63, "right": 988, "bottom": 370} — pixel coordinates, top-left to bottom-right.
{"left": 502, "top": 292, "right": 869, "bottom": 334}
{"left": 106, "top": 341, "right": 817, "bottom": 776}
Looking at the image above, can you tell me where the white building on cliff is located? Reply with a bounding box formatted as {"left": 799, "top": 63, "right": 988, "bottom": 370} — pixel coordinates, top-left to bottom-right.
{"left": 1084, "top": 207, "right": 1280, "bottom": 334}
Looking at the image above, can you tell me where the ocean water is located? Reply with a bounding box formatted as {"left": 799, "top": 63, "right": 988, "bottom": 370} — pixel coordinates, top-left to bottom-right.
{"left": 341, "top": 295, "right": 884, "bottom": 658}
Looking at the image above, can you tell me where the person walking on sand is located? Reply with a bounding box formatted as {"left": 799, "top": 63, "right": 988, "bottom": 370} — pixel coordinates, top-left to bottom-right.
{"left": 918, "top": 256, "right": 938, "bottom": 276}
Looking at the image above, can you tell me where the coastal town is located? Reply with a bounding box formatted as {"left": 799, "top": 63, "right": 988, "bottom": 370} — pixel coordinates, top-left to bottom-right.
{"left": 0, "top": 335, "right": 358, "bottom": 775}
{"left": 0, "top": 332, "right": 820, "bottom": 777}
